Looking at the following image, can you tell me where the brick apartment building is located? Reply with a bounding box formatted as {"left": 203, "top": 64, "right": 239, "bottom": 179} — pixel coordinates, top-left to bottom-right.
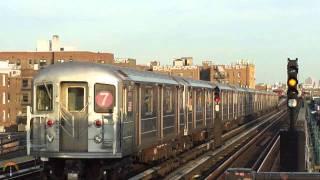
{"left": 114, "top": 58, "right": 150, "bottom": 71}
{"left": 153, "top": 58, "right": 256, "bottom": 89}
{"left": 0, "top": 51, "right": 114, "bottom": 127}
{"left": 200, "top": 60, "right": 256, "bottom": 88}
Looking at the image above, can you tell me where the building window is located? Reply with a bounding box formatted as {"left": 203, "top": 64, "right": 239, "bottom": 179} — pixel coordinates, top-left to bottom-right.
{"left": 40, "top": 59, "right": 47, "bottom": 66}
{"left": 29, "top": 59, "right": 33, "bottom": 64}
{"left": 22, "top": 79, "right": 28, "bottom": 87}
{"left": 3, "top": 110, "right": 5, "bottom": 122}
{"left": 7, "top": 93, "right": 10, "bottom": 102}
{"left": 22, "top": 106, "right": 27, "bottom": 114}
{"left": 16, "top": 59, "right": 21, "bottom": 66}
{"left": 2, "top": 92, "right": 5, "bottom": 105}
{"left": 237, "top": 72, "right": 241, "bottom": 78}
{"left": 34, "top": 59, "right": 38, "bottom": 64}
{"left": 2, "top": 75, "right": 5, "bottom": 86}
{"left": 22, "top": 94, "right": 29, "bottom": 103}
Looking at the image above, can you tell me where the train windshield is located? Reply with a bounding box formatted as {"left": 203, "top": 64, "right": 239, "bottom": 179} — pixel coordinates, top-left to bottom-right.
{"left": 68, "top": 87, "right": 85, "bottom": 111}
{"left": 36, "top": 83, "right": 53, "bottom": 111}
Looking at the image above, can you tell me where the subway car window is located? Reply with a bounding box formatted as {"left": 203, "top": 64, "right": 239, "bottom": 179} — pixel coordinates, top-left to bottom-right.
{"left": 179, "top": 89, "right": 184, "bottom": 110}
{"left": 207, "top": 91, "right": 212, "bottom": 108}
{"left": 144, "top": 87, "right": 153, "bottom": 115}
{"left": 196, "top": 90, "right": 202, "bottom": 111}
{"left": 68, "top": 87, "right": 85, "bottom": 111}
{"left": 188, "top": 90, "right": 193, "bottom": 111}
{"left": 36, "top": 84, "right": 53, "bottom": 111}
{"left": 164, "top": 87, "right": 173, "bottom": 113}
{"left": 94, "top": 84, "right": 115, "bottom": 113}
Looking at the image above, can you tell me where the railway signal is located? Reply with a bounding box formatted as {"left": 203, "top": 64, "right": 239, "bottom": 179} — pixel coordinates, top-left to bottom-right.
{"left": 214, "top": 86, "right": 221, "bottom": 104}
{"left": 214, "top": 86, "right": 221, "bottom": 112}
{"left": 214, "top": 86, "right": 222, "bottom": 148}
{"left": 287, "top": 58, "right": 299, "bottom": 108}
{"left": 281, "top": 58, "right": 305, "bottom": 172}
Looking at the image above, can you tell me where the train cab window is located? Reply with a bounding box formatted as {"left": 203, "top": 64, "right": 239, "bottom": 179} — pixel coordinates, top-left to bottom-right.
{"left": 164, "top": 87, "right": 173, "bottom": 113}
{"left": 68, "top": 88, "right": 85, "bottom": 111}
{"left": 94, "top": 84, "right": 115, "bottom": 113}
{"left": 36, "top": 84, "right": 53, "bottom": 111}
{"left": 144, "top": 87, "right": 153, "bottom": 115}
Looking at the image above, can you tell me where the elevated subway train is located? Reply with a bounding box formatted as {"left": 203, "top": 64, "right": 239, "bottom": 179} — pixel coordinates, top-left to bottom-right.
{"left": 26, "top": 62, "right": 278, "bottom": 178}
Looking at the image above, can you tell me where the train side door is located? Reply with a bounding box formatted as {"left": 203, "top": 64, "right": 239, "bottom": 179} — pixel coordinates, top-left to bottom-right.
{"left": 60, "top": 82, "right": 88, "bottom": 152}
{"left": 121, "top": 85, "right": 135, "bottom": 154}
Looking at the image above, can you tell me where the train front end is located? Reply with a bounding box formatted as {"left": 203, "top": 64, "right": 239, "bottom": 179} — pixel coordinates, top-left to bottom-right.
{"left": 26, "top": 62, "right": 122, "bottom": 178}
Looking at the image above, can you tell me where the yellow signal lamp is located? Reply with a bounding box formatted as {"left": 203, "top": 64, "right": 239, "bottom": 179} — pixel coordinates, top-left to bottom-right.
{"left": 288, "top": 78, "right": 297, "bottom": 87}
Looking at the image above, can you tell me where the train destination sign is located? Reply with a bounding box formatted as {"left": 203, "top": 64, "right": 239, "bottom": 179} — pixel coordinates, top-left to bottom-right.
{"left": 95, "top": 91, "right": 113, "bottom": 108}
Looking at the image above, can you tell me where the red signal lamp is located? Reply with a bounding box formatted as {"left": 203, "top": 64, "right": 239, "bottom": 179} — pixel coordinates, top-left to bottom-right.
{"left": 94, "top": 119, "right": 102, "bottom": 128}
{"left": 214, "top": 96, "right": 221, "bottom": 103}
{"left": 47, "top": 119, "right": 54, "bottom": 127}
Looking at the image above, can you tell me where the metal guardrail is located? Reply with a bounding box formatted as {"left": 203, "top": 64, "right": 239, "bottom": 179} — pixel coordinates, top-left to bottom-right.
{"left": 0, "top": 132, "right": 26, "bottom": 160}
{"left": 0, "top": 157, "right": 41, "bottom": 179}
{"left": 307, "top": 102, "right": 320, "bottom": 169}
{"left": 307, "top": 103, "right": 319, "bottom": 162}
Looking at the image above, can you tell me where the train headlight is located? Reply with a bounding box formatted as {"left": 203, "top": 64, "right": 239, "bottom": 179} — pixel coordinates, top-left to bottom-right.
{"left": 94, "top": 119, "right": 102, "bottom": 128}
{"left": 46, "top": 134, "right": 54, "bottom": 143}
{"left": 94, "top": 135, "right": 103, "bottom": 144}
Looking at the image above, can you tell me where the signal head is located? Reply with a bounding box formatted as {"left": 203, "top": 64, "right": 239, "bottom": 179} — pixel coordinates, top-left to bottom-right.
{"left": 287, "top": 78, "right": 298, "bottom": 88}
{"left": 214, "top": 96, "right": 221, "bottom": 103}
{"left": 214, "top": 86, "right": 221, "bottom": 103}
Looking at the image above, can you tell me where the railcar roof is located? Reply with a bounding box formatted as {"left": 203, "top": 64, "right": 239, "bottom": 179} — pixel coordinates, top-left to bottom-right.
{"left": 215, "top": 83, "right": 235, "bottom": 90}
{"left": 34, "top": 62, "right": 280, "bottom": 96}
{"left": 34, "top": 62, "right": 120, "bottom": 83}
{"left": 116, "top": 67, "right": 179, "bottom": 85}
{"left": 35, "top": 62, "right": 179, "bottom": 85}
{"left": 181, "top": 78, "right": 214, "bottom": 89}
{"left": 172, "top": 76, "right": 189, "bottom": 86}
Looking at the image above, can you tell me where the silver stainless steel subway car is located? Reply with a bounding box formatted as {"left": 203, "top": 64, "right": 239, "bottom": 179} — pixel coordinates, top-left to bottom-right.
{"left": 26, "top": 62, "right": 279, "bottom": 179}
{"left": 28, "top": 63, "right": 123, "bottom": 178}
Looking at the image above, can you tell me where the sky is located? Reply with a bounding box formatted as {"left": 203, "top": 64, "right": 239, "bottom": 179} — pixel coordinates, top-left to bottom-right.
{"left": 0, "top": 0, "right": 319, "bottom": 84}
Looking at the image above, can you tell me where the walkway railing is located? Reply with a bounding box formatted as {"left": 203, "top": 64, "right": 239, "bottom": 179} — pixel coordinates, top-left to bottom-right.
{"left": 307, "top": 102, "right": 320, "bottom": 168}
{"left": 0, "top": 132, "right": 26, "bottom": 160}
